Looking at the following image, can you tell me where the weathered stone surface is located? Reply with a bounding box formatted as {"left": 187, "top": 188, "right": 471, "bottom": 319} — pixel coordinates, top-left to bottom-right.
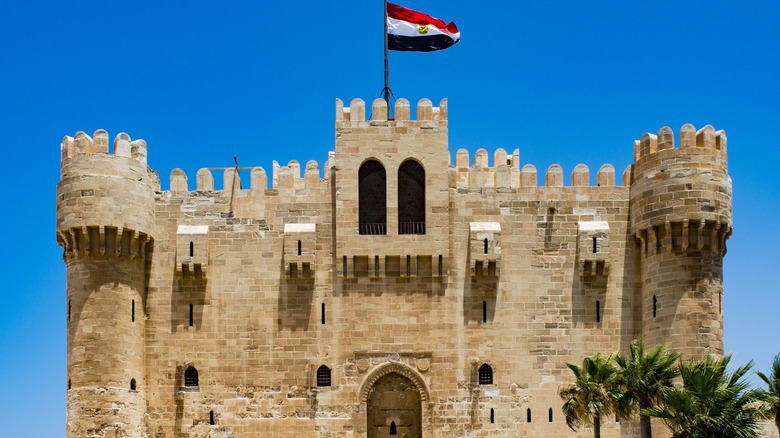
{"left": 55, "top": 102, "right": 743, "bottom": 437}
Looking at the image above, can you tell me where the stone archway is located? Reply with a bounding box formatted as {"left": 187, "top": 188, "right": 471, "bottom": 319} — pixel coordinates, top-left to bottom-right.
{"left": 358, "top": 362, "right": 429, "bottom": 438}
{"left": 366, "top": 372, "right": 422, "bottom": 438}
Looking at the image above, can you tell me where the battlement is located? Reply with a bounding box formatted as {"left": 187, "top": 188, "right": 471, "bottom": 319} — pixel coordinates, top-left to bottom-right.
{"left": 168, "top": 156, "right": 333, "bottom": 194}
{"left": 452, "top": 148, "right": 628, "bottom": 189}
{"left": 632, "top": 124, "right": 727, "bottom": 174}
{"left": 61, "top": 130, "right": 148, "bottom": 167}
{"left": 336, "top": 98, "right": 447, "bottom": 126}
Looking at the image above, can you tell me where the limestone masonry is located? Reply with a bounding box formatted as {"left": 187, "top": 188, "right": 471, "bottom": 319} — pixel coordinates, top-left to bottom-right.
{"left": 57, "top": 97, "right": 733, "bottom": 437}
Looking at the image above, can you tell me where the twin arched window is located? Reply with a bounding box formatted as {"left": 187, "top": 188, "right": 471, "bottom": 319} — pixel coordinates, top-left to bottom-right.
{"left": 358, "top": 159, "right": 425, "bottom": 235}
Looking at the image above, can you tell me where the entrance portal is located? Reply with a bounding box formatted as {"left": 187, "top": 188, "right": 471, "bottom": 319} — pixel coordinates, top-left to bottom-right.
{"left": 366, "top": 372, "right": 422, "bottom": 438}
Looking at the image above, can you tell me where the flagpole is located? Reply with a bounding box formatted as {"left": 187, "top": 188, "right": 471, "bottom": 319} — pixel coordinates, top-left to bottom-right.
{"left": 383, "top": 0, "right": 390, "bottom": 106}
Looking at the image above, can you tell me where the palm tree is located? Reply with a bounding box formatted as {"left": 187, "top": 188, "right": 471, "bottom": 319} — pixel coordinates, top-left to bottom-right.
{"left": 646, "top": 353, "right": 764, "bottom": 438}
{"left": 614, "top": 340, "right": 681, "bottom": 438}
{"left": 756, "top": 353, "right": 780, "bottom": 435}
{"left": 560, "top": 353, "right": 622, "bottom": 438}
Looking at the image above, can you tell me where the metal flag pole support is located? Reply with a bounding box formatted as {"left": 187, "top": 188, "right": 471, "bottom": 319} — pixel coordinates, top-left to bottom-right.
{"left": 382, "top": 0, "right": 393, "bottom": 110}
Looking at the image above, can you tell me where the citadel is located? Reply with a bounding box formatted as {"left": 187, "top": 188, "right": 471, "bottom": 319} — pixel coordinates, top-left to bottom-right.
{"left": 56, "top": 97, "right": 732, "bottom": 437}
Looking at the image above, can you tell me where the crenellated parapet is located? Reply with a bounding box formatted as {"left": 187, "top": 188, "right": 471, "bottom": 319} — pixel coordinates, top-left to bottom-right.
{"left": 167, "top": 158, "right": 332, "bottom": 194}
{"left": 629, "top": 124, "right": 732, "bottom": 257}
{"left": 57, "top": 130, "right": 157, "bottom": 262}
{"left": 336, "top": 97, "right": 447, "bottom": 127}
{"left": 452, "top": 148, "right": 626, "bottom": 189}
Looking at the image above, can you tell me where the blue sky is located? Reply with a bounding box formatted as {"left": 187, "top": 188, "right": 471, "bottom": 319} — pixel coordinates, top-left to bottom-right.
{"left": 1, "top": 1, "right": 778, "bottom": 435}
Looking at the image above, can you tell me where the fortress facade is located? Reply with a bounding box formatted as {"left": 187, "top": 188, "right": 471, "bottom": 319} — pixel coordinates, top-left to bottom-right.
{"left": 56, "top": 97, "right": 732, "bottom": 437}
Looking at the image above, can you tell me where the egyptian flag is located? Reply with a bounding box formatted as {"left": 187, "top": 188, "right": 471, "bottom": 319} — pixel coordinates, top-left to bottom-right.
{"left": 387, "top": 3, "right": 460, "bottom": 52}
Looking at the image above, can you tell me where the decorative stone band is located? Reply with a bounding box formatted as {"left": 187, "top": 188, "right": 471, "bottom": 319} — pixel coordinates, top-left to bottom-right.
{"left": 634, "top": 219, "right": 731, "bottom": 258}
{"left": 56, "top": 226, "right": 152, "bottom": 263}
{"left": 358, "top": 362, "right": 431, "bottom": 404}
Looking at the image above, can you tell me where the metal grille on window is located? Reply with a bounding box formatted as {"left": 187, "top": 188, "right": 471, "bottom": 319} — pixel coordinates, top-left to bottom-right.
{"left": 316, "top": 365, "right": 331, "bottom": 387}
{"left": 184, "top": 366, "right": 199, "bottom": 387}
{"left": 478, "top": 364, "right": 493, "bottom": 385}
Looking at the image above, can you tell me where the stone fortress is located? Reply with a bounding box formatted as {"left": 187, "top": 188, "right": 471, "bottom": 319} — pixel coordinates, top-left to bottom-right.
{"left": 57, "top": 97, "right": 733, "bottom": 437}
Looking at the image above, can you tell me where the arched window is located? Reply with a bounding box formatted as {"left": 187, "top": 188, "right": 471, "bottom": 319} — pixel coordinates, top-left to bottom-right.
{"left": 478, "top": 364, "right": 493, "bottom": 385}
{"left": 68, "top": 379, "right": 71, "bottom": 390}
{"left": 130, "top": 378, "right": 136, "bottom": 391}
{"left": 359, "top": 160, "right": 387, "bottom": 235}
{"left": 184, "top": 366, "right": 199, "bottom": 387}
{"left": 549, "top": 407, "right": 553, "bottom": 422}
{"left": 390, "top": 421, "right": 397, "bottom": 435}
{"left": 209, "top": 411, "right": 215, "bottom": 425}
{"left": 527, "top": 408, "right": 532, "bottom": 422}
{"left": 398, "top": 160, "right": 425, "bottom": 234}
{"left": 490, "top": 408, "right": 495, "bottom": 424}
{"left": 596, "top": 300, "right": 601, "bottom": 323}
{"left": 316, "top": 365, "right": 331, "bottom": 387}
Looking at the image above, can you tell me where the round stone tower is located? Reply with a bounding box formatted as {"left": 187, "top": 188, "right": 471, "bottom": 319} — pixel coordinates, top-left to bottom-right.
{"left": 56, "top": 130, "right": 156, "bottom": 437}
{"left": 629, "top": 124, "right": 732, "bottom": 357}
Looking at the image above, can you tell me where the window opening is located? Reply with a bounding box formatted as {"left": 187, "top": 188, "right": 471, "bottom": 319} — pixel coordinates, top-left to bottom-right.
{"left": 68, "top": 300, "right": 71, "bottom": 322}
{"left": 482, "top": 301, "right": 487, "bottom": 323}
{"left": 398, "top": 160, "right": 426, "bottom": 234}
{"left": 189, "top": 241, "right": 193, "bottom": 257}
{"left": 390, "top": 421, "right": 397, "bottom": 435}
{"left": 719, "top": 292, "right": 722, "bottom": 314}
{"left": 549, "top": 407, "right": 553, "bottom": 422}
{"left": 316, "top": 365, "right": 331, "bottom": 387}
{"left": 490, "top": 408, "right": 495, "bottom": 424}
{"left": 131, "top": 299, "right": 135, "bottom": 322}
{"left": 130, "top": 378, "right": 136, "bottom": 391}
{"left": 484, "top": 238, "right": 489, "bottom": 254}
{"left": 527, "top": 408, "right": 532, "bottom": 423}
{"left": 297, "top": 240, "right": 301, "bottom": 256}
{"left": 321, "top": 302, "right": 325, "bottom": 325}
{"left": 184, "top": 366, "right": 199, "bottom": 387}
{"left": 342, "top": 256, "right": 347, "bottom": 276}
{"left": 593, "top": 237, "right": 597, "bottom": 253}
{"left": 478, "top": 364, "right": 493, "bottom": 385}
{"left": 375, "top": 255, "right": 380, "bottom": 277}
{"left": 68, "top": 379, "right": 71, "bottom": 390}
{"left": 406, "top": 255, "right": 411, "bottom": 276}
{"left": 653, "top": 295, "right": 657, "bottom": 318}
{"left": 209, "top": 411, "right": 215, "bottom": 425}
{"left": 596, "top": 300, "right": 601, "bottom": 323}
{"left": 438, "top": 255, "right": 443, "bottom": 276}
{"left": 359, "top": 160, "right": 387, "bottom": 235}
{"left": 189, "top": 304, "right": 194, "bottom": 327}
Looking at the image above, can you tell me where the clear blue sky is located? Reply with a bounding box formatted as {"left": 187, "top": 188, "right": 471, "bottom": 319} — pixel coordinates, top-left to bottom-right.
{"left": 1, "top": 1, "right": 778, "bottom": 436}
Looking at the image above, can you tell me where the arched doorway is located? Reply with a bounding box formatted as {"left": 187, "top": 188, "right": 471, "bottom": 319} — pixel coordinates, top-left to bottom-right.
{"left": 367, "top": 372, "right": 422, "bottom": 438}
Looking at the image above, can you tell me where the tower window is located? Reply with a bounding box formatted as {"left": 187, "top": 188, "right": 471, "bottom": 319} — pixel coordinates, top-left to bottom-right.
{"left": 549, "top": 407, "right": 553, "bottom": 422}
{"left": 484, "top": 238, "right": 489, "bottom": 254}
{"left": 390, "top": 421, "right": 397, "bottom": 435}
{"left": 297, "top": 240, "right": 302, "bottom": 256}
{"left": 184, "top": 366, "right": 199, "bottom": 387}
{"left": 316, "top": 365, "right": 331, "bottom": 387}
{"left": 653, "top": 295, "right": 657, "bottom": 318}
{"left": 527, "top": 408, "right": 532, "bottom": 423}
{"left": 596, "top": 300, "right": 601, "bottom": 323}
{"left": 130, "top": 378, "right": 136, "bottom": 391}
{"left": 398, "top": 160, "right": 426, "bottom": 234}
{"left": 359, "top": 160, "right": 387, "bottom": 235}
{"left": 321, "top": 302, "right": 325, "bottom": 325}
{"left": 68, "top": 300, "right": 71, "bottom": 322}
{"left": 209, "top": 411, "right": 215, "bottom": 425}
{"left": 482, "top": 301, "right": 487, "bottom": 323}
{"left": 490, "top": 408, "right": 495, "bottom": 424}
{"left": 478, "top": 364, "right": 493, "bottom": 385}
{"left": 189, "top": 304, "right": 194, "bottom": 327}
{"left": 189, "top": 241, "right": 194, "bottom": 257}
{"left": 593, "top": 237, "right": 597, "bottom": 253}
{"left": 68, "top": 379, "right": 71, "bottom": 390}
{"left": 131, "top": 299, "right": 135, "bottom": 322}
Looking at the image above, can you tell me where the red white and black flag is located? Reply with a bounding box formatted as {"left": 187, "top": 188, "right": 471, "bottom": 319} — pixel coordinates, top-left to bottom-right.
{"left": 387, "top": 3, "right": 460, "bottom": 52}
